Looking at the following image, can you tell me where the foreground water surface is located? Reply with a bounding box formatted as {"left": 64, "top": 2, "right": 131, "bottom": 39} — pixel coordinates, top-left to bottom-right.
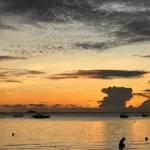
{"left": 0, "top": 114, "right": 150, "bottom": 150}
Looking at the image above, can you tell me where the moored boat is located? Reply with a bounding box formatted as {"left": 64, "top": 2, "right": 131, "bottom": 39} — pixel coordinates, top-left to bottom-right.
{"left": 120, "top": 113, "right": 129, "bottom": 118}
{"left": 27, "top": 110, "right": 37, "bottom": 113}
{"left": 32, "top": 113, "right": 50, "bottom": 119}
{"left": 142, "top": 113, "right": 148, "bottom": 117}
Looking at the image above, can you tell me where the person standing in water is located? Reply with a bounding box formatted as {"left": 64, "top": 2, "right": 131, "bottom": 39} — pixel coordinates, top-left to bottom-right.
{"left": 119, "top": 137, "right": 126, "bottom": 150}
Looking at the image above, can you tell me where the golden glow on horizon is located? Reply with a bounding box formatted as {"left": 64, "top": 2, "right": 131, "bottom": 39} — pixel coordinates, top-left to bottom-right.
{"left": 0, "top": 44, "right": 150, "bottom": 111}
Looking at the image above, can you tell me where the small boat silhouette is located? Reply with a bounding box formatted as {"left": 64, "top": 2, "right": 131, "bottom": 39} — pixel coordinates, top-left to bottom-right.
{"left": 120, "top": 113, "right": 129, "bottom": 118}
{"left": 13, "top": 113, "right": 23, "bottom": 117}
{"left": 142, "top": 113, "right": 148, "bottom": 117}
{"left": 27, "top": 110, "right": 37, "bottom": 113}
{"left": 32, "top": 113, "right": 50, "bottom": 119}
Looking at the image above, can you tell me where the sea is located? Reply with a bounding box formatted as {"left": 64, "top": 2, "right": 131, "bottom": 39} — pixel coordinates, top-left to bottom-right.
{"left": 0, "top": 113, "right": 150, "bottom": 150}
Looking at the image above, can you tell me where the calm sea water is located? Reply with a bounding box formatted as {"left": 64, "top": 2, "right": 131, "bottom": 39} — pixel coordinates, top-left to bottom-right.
{"left": 0, "top": 113, "right": 150, "bottom": 150}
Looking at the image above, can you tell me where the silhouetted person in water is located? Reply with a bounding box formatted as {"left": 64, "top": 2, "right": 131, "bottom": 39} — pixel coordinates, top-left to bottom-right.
{"left": 145, "top": 137, "right": 148, "bottom": 141}
{"left": 119, "top": 137, "right": 126, "bottom": 150}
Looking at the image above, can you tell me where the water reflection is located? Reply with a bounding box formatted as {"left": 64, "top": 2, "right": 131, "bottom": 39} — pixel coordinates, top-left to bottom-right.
{"left": 0, "top": 117, "right": 150, "bottom": 149}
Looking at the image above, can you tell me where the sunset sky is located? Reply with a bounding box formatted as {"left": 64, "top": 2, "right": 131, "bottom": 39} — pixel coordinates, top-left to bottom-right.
{"left": 0, "top": 0, "right": 150, "bottom": 112}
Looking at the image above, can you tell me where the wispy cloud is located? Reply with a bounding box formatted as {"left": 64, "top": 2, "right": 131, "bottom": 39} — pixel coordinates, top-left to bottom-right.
{"left": 133, "top": 92, "right": 150, "bottom": 99}
{"left": 0, "top": 79, "right": 23, "bottom": 83}
{"left": 144, "top": 89, "right": 150, "bottom": 92}
{"left": 0, "top": 56, "right": 26, "bottom": 61}
{"left": 0, "top": 23, "right": 17, "bottom": 30}
{"left": 49, "top": 70, "right": 149, "bottom": 80}
{"left": 0, "top": 68, "right": 46, "bottom": 83}
{"left": 133, "top": 54, "right": 150, "bottom": 58}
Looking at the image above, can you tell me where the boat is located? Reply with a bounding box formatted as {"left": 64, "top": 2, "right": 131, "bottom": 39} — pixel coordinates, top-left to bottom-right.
{"left": 27, "top": 110, "right": 37, "bottom": 113}
{"left": 120, "top": 113, "right": 129, "bottom": 118}
{"left": 32, "top": 113, "right": 50, "bottom": 119}
{"left": 13, "top": 113, "right": 23, "bottom": 117}
{"left": 142, "top": 113, "right": 148, "bottom": 117}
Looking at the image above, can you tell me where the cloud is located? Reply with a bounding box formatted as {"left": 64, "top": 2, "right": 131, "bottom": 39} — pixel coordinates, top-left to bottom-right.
{"left": 97, "top": 86, "right": 133, "bottom": 111}
{"left": 0, "top": 68, "right": 46, "bottom": 77}
{"left": 133, "top": 93, "right": 150, "bottom": 99}
{"left": 0, "top": 23, "right": 17, "bottom": 30}
{"left": 74, "top": 42, "right": 114, "bottom": 50}
{"left": 0, "top": 104, "right": 26, "bottom": 108}
{"left": 0, "top": 79, "right": 23, "bottom": 83}
{"left": 0, "top": 56, "right": 26, "bottom": 61}
{"left": 27, "top": 104, "right": 48, "bottom": 108}
{"left": 133, "top": 88, "right": 150, "bottom": 99}
{"left": 133, "top": 54, "right": 150, "bottom": 58}
{"left": 0, "top": 68, "right": 46, "bottom": 83}
{"left": 144, "top": 89, "right": 150, "bottom": 92}
{"left": 138, "top": 99, "right": 150, "bottom": 111}
{"left": 1, "top": 0, "right": 150, "bottom": 56}
{"left": 0, "top": 103, "right": 97, "bottom": 112}
{"left": 49, "top": 70, "right": 149, "bottom": 80}
{"left": 0, "top": 103, "right": 48, "bottom": 109}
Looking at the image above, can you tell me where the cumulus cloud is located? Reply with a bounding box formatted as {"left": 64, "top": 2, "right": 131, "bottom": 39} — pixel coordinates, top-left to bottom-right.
{"left": 138, "top": 99, "right": 150, "bottom": 111}
{"left": 97, "top": 86, "right": 133, "bottom": 111}
{"left": 49, "top": 70, "right": 149, "bottom": 80}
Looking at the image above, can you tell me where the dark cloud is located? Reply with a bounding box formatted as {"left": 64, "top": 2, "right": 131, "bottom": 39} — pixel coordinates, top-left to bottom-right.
{"left": 0, "top": 79, "right": 23, "bottom": 83}
{"left": 27, "top": 104, "right": 47, "bottom": 108}
{"left": 144, "top": 89, "right": 150, "bottom": 92}
{"left": 0, "top": 103, "right": 47, "bottom": 109}
{"left": 97, "top": 86, "right": 133, "bottom": 112}
{"left": 138, "top": 99, "right": 150, "bottom": 111}
{"left": 0, "top": 103, "right": 97, "bottom": 112}
{"left": 0, "top": 68, "right": 46, "bottom": 83}
{"left": 133, "top": 54, "right": 150, "bottom": 58}
{"left": 0, "top": 104, "right": 26, "bottom": 108}
{"left": 0, "top": 68, "right": 46, "bottom": 77}
{"left": 74, "top": 42, "right": 114, "bottom": 50}
{"left": 51, "top": 104, "right": 63, "bottom": 109}
{"left": 0, "top": 23, "right": 17, "bottom": 30}
{"left": 49, "top": 70, "right": 149, "bottom": 80}
{"left": 1, "top": 0, "right": 150, "bottom": 54}
{"left": 133, "top": 92, "right": 150, "bottom": 99}
{"left": 0, "top": 56, "right": 26, "bottom": 61}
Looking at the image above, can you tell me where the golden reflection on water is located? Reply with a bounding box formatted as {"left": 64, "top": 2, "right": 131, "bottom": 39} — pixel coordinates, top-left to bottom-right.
{"left": 0, "top": 117, "right": 150, "bottom": 149}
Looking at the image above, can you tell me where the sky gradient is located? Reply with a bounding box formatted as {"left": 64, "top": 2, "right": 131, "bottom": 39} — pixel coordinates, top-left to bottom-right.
{"left": 0, "top": 0, "right": 150, "bottom": 112}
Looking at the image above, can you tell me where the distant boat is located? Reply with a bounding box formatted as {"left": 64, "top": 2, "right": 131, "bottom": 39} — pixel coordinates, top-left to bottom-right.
{"left": 32, "top": 113, "right": 50, "bottom": 119}
{"left": 120, "top": 113, "right": 129, "bottom": 118}
{"left": 13, "top": 113, "right": 23, "bottom": 117}
{"left": 142, "top": 113, "right": 148, "bottom": 117}
{"left": 27, "top": 110, "right": 37, "bottom": 113}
